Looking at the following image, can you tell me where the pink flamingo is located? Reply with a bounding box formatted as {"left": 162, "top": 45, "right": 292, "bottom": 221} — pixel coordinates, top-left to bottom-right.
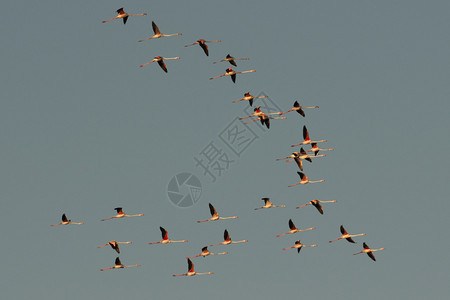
{"left": 291, "top": 126, "right": 327, "bottom": 147}
{"left": 288, "top": 171, "right": 324, "bottom": 187}
{"left": 354, "top": 243, "right": 385, "bottom": 261}
{"left": 197, "top": 203, "right": 238, "bottom": 223}
{"left": 296, "top": 199, "right": 337, "bottom": 215}
{"left": 210, "top": 229, "right": 248, "bottom": 246}
{"left": 139, "top": 56, "right": 180, "bottom": 72}
{"left": 185, "top": 39, "right": 221, "bottom": 56}
{"left": 240, "top": 106, "right": 285, "bottom": 128}
{"left": 213, "top": 54, "right": 249, "bottom": 66}
{"left": 232, "top": 92, "right": 268, "bottom": 107}
{"left": 254, "top": 198, "right": 286, "bottom": 210}
{"left": 102, "top": 8, "right": 147, "bottom": 24}
{"left": 277, "top": 148, "right": 325, "bottom": 171}
{"left": 187, "top": 246, "right": 228, "bottom": 259}
{"left": 138, "top": 21, "right": 182, "bottom": 42}
{"left": 50, "top": 214, "right": 83, "bottom": 226}
{"left": 97, "top": 241, "right": 132, "bottom": 254}
{"left": 101, "top": 207, "right": 144, "bottom": 221}
{"left": 100, "top": 257, "right": 141, "bottom": 271}
{"left": 281, "top": 101, "right": 319, "bottom": 116}
{"left": 173, "top": 258, "right": 213, "bottom": 277}
{"left": 329, "top": 225, "right": 366, "bottom": 243}
{"left": 276, "top": 219, "right": 315, "bottom": 237}
{"left": 307, "top": 143, "right": 334, "bottom": 156}
{"left": 282, "top": 240, "right": 318, "bottom": 253}
{"left": 209, "top": 67, "right": 255, "bottom": 83}
{"left": 148, "top": 227, "right": 188, "bottom": 244}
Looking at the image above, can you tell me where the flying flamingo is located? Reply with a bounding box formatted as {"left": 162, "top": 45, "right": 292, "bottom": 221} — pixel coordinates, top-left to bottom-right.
{"left": 232, "top": 92, "right": 268, "bottom": 107}
{"left": 197, "top": 203, "right": 238, "bottom": 223}
{"left": 307, "top": 143, "right": 334, "bottom": 156}
{"left": 97, "top": 241, "right": 132, "bottom": 254}
{"left": 329, "top": 225, "right": 366, "bottom": 243}
{"left": 100, "top": 257, "right": 141, "bottom": 271}
{"left": 148, "top": 227, "right": 188, "bottom": 245}
{"left": 210, "top": 229, "right": 248, "bottom": 246}
{"left": 102, "top": 8, "right": 147, "bottom": 24}
{"left": 213, "top": 54, "right": 249, "bottom": 66}
{"left": 240, "top": 106, "right": 285, "bottom": 128}
{"left": 276, "top": 219, "right": 315, "bottom": 237}
{"left": 254, "top": 197, "right": 286, "bottom": 210}
{"left": 50, "top": 214, "right": 83, "bottom": 226}
{"left": 139, "top": 56, "right": 180, "bottom": 72}
{"left": 172, "top": 258, "right": 213, "bottom": 277}
{"left": 281, "top": 101, "right": 319, "bottom": 116}
{"left": 291, "top": 126, "right": 327, "bottom": 147}
{"left": 209, "top": 67, "right": 255, "bottom": 83}
{"left": 296, "top": 199, "right": 337, "bottom": 215}
{"left": 354, "top": 243, "right": 385, "bottom": 261}
{"left": 288, "top": 171, "right": 325, "bottom": 187}
{"left": 100, "top": 207, "right": 144, "bottom": 221}
{"left": 184, "top": 39, "right": 221, "bottom": 56}
{"left": 282, "top": 240, "right": 318, "bottom": 253}
{"left": 188, "top": 246, "right": 228, "bottom": 259}
{"left": 277, "top": 148, "right": 325, "bottom": 171}
{"left": 138, "top": 21, "right": 182, "bottom": 42}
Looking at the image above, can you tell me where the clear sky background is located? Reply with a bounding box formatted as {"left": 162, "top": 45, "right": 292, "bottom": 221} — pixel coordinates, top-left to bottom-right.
{"left": 2, "top": 0, "right": 450, "bottom": 299}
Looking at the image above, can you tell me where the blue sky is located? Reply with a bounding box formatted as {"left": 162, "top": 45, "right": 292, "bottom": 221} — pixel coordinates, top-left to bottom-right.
{"left": 2, "top": 1, "right": 450, "bottom": 299}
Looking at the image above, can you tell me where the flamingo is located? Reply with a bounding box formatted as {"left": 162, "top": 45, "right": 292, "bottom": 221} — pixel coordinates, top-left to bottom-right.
{"left": 232, "top": 92, "right": 268, "bottom": 107}
{"left": 188, "top": 246, "right": 228, "bottom": 259}
{"left": 148, "top": 227, "right": 188, "bottom": 244}
{"left": 197, "top": 203, "right": 238, "bottom": 223}
{"left": 210, "top": 229, "right": 248, "bottom": 246}
{"left": 100, "top": 207, "right": 144, "bottom": 221}
{"left": 100, "top": 257, "right": 141, "bottom": 271}
{"left": 291, "top": 126, "right": 327, "bottom": 147}
{"left": 354, "top": 243, "right": 385, "bottom": 261}
{"left": 102, "top": 8, "right": 147, "bottom": 24}
{"left": 281, "top": 101, "right": 319, "bottom": 116}
{"left": 173, "top": 258, "right": 213, "bottom": 277}
{"left": 209, "top": 67, "right": 255, "bottom": 83}
{"left": 307, "top": 143, "right": 334, "bottom": 156}
{"left": 329, "top": 225, "right": 366, "bottom": 243}
{"left": 50, "top": 214, "right": 83, "bottom": 226}
{"left": 240, "top": 106, "right": 285, "bottom": 128}
{"left": 277, "top": 148, "right": 325, "bottom": 171}
{"left": 288, "top": 172, "right": 324, "bottom": 187}
{"left": 139, "top": 56, "right": 180, "bottom": 72}
{"left": 185, "top": 39, "right": 221, "bottom": 56}
{"left": 254, "top": 198, "right": 286, "bottom": 210}
{"left": 282, "top": 240, "right": 318, "bottom": 253}
{"left": 213, "top": 54, "right": 249, "bottom": 66}
{"left": 296, "top": 199, "right": 337, "bottom": 215}
{"left": 97, "top": 241, "right": 132, "bottom": 254}
{"left": 138, "top": 21, "right": 182, "bottom": 42}
{"left": 276, "top": 219, "right": 315, "bottom": 237}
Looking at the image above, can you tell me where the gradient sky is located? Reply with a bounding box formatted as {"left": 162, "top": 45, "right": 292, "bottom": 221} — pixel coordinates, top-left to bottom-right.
{"left": 2, "top": 1, "right": 450, "bottom": 299}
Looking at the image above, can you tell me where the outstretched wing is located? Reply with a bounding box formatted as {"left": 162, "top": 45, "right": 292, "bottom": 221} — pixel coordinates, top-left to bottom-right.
{"left": 62, "top": 214, "right": 68, "bottom": 222}
{"left": 312, "top": 201, "right": 324, "bottom": 215}
{"left": 223, "top": 229, "right": 230, "bottom": 241}
{"left": 152, "top": 21, "right": 160, "bottom": 34}
{"left": 288, "top": 219, "right": 296, "bottom": 230}
{"left": 157, "top": 60, "right": 168, "bottom": 73}
{"left": 160, "top": 227, "right": 168, "bottom": 240}
{"left": 208, "top": 203, "right": 217, "bottom": 217}
{"left": 200, "top": 43, "right": 209, "bottom": 56}
{"left": 115, "top": 257, "right": 122, "bottom": 266}
{"left": 187, "top": 258, "right": 194, "bottom": 272}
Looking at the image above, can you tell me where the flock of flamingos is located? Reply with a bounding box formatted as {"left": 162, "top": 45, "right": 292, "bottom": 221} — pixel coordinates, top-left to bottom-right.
{"left": 51, "top": 7, "right": 384, "bottom": 277}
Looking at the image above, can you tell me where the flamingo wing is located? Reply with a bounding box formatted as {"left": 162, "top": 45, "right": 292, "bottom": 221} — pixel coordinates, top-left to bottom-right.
{"left": 201, "top": 246, "right": 208, "bottom": 252}
{"left": 115, "top": 207, "right": 123, "bottom": 214}
{"left": 187, "top": 258, "right": 194, "bottom": 272}
{"left": 122, "top": 16, "right": 128, "bottom": 24}
{"left": 297, "top": 172, "right": 305, "bottom": 181}
{"left": 340, "top": 225, "right": 347, "bottom": 235}
{"left": 297, "top": 246, "right": 302, "bottom": 253}
{"left": 363, "top": 242, "right": 370, "bottom": 249}
{"left": 157, "top": 60, "right": 168, "bottom": 73}
{"left": 288, "top": 219, "right": 296, "bottom": 230}
{"left": 303, "top": 126, "right": 309, "bottom": 140}
{"left": 346, "top": 237, "right": 356, "bottom": 243}
{"left": 311, "top": 201, "right": 324, "bottom": 215}
{"left": 294, "top": 157, "right": 303, "bottom": 171}
{"left": 262, "top": 198, "right": 270, "bottom": 204}
{"left": 116, "top": 8, "right": 125, "bottom": 14}
{"left": 231, "top": 73, "right": 236, "bottom": 83}
{"left": 249, "top": 98, "right": 253, "bottom": 107}
{"left": 367, "top": 251, "right": 376, "bottom": 261}
{"left": 115, "top": 257, "right": 122, "bottom": 266}
{"left": 111, "top": 242, "right": 120, "bottom": 254}
{"left": 297, "top": 108, "right": 305, "bottom": 117}
{"left": 62, "top": 214, "right": 68, "bottom": 222}
{"left": 293, "top": 101, "right": 300, "bottom": 108}
{"left": 199, "top": 43, "right": 209, "bottom": 56}
{"left": 152, "top": 21, "right": 160, "bottom": 34}
{"left": 160, "top": 226, "right": 168, "bottom": 240}
{"left": 224, "top": 229, "right": 230, "bottom": 241}
{"left": 208, "top": 203, "right": 217, "bottom": 217}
